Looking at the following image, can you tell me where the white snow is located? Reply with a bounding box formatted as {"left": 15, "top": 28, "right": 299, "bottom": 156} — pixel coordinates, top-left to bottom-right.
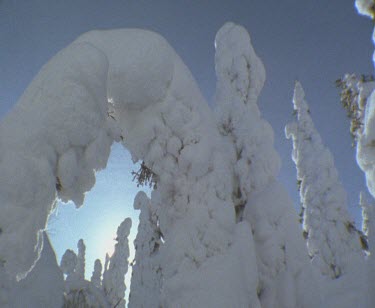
{"left": 10, "top": 233, "right": 64, "bottom": 308}
{"left": 103, "top": 217, "right": 132, "bottom": 308}
{"left": 214, "top": 23, "right": 320, "bottom": 308}
{"left": 0, "top": 18, "right": 372, "bottom": 307}
{"left": 286, "top": 82, "right": 364, "bottom": 279}
{"left": 355, "top": 0, "right": 375, "bottom": 18}
{"left": 128, "top": 192, "right": 161, "bottom": 308}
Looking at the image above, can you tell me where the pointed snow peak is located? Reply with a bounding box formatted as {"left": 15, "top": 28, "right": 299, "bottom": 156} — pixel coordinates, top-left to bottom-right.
{"left": 293, "top": 81, "right": 309, "bottom": 115}
{"left": 287, "top": 84, "right": 364, "bottom": 278}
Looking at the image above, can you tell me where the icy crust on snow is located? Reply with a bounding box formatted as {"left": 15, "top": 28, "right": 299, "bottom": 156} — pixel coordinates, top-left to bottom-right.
{"left": 214, "top": 23, "right": 320, "bottom": 308}
{"left": 286, "top": 82, "right": 363, "bottom": 279}
{"left": 355, "top": 0, "right": 375, "bottom": 18}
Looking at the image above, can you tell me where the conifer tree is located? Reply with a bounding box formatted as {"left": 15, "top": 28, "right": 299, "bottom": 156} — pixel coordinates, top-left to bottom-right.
{"left": 214, "top": 23, "right": 320, "bottom": 308}
{"left": 129, "top": 191, "right": 161, "bottom": 308}
{"left": 91, "top": 259, "right": 102, "bottom": 288}
{"left": 286, "top": 82, "right": 364, "bottom": 278}
{"left": 76, "top": 239, "right": 86, "bottom": 281}
{"left": 103, "top": 218, "right": 132, "bottom": 308}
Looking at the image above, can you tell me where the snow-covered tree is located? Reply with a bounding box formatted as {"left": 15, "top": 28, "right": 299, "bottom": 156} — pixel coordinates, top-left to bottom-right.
{"left": 361, "top": 192, "right": 375, "bottom": 250}
{"left": 214, "top": 23, "right": 320, "bottom": 308}
{"left": 353, "top": 1, "right": 375, "bottom": 200}
{"left": 60, "top": 249, "right": 78, "bottom": 282}
{"left": 360, "top": 191, "right": 375, "bottom": 304}
{"left": 61, "top": 240, "right": 113, "bottom": 307}
{"left": 1, "top": 15, "right": 373, "bottom": 307}
{"left": 91, "top": 259, "right": 103, "bottom": 288}
{"left": 129, "top": 191, "right": 161, "bottom": 308}
{"left": 286, "top": 81, "right": 364, "bottom": 278}
{"left": 336, "top": 74, "right": 375, "bottom": 143}
{"left": 103, "top": 217, "right": 132, "bottom": 308}
{"left": 76, "top": 239, "right": 86, "bottom": 281}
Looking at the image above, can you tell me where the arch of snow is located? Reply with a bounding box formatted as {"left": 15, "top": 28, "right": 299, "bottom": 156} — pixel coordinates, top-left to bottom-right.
{"left": 0, "top": 28, "right": 225, "bottom": 276}
{"left": 0, "top": 24, "right": 322, "bottom": 307}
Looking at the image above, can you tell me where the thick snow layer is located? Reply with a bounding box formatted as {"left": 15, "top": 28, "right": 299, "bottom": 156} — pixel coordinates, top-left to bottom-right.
{"left": 214, "top": 23, "right": 320, "bottom": 308}
{"left": 159, "top": 222, "right": 261, "bottom": 308}
{"left": 103, "top": 217, "right": 131, "bottom": 308}
{"left": 10, "top": 233, "right": 64, "bottom": 308}
{"left": 129, "top": 192, "right": 162, "bottom": 308}
{"left": 286, "top": 82, "right": 364, "bottom": 279}
{"left": 2, "top": 21, "right": 362, "bottom": 307}
{"left": 360, "top": 192, "right": 375, "bottom": 252}
{"left": 357, "top": 91, "right": 375, "bottom": 196}
{"left": 0, "top": 28, "right": 194, "bottom": 279}
{"left": 91, "top": 259, "right": 103, "bottom": 288}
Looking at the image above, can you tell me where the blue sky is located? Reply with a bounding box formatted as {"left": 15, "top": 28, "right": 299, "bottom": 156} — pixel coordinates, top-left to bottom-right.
{"left": 1, "top": 0, "right": 374, "bottom": 279}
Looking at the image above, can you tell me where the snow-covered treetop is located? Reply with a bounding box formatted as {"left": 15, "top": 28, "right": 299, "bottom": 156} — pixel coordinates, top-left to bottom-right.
{"left": 286, "top": 82, "right": 363, "bottom": 278}
{"left": 91, "top": 259, "right": 102, "bottom": 288}
{"left": 103, "top": 217, "right": 132, "bottom": 308}
{"left": 60, "top": 249, "right": 77, "bottom": 277}
{"left": 76, "top": 239, "right": 86, "bottom": 281}
{"left": 215, "top": 22, "right": 265, "bottom": 106}
{"left": 355, "top": 0, "right": 375, "bottom": 19}
{"left": 129, "top": 191, "right": 161, "bottom": 308}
